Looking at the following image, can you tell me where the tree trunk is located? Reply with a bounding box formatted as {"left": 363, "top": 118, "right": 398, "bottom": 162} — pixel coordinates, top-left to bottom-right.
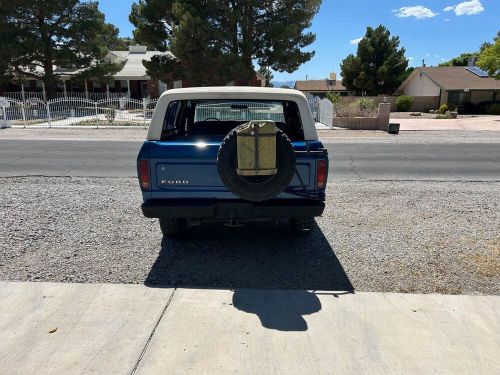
{"left": 38, "top": 10, "right": 57, "bottom": 99}
{"left": 239, "top": 4, "right": 255, "bottom": 85}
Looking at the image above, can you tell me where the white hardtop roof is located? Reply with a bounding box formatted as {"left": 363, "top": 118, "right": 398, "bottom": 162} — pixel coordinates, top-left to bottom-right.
{"left": 149, "top": 87, "right": 318, "bottom": 141}
{"left": 160, "top": 86, "right": 308, "bottom": 101}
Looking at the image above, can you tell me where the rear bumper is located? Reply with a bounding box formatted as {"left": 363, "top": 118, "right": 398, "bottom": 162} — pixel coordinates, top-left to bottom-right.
{"left": 141, "top": 198, "right": 325, "bottom": 219}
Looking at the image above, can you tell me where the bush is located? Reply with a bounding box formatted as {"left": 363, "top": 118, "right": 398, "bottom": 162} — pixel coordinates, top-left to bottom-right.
{"left": 356, "top": 98, "right": 377, "bottom": 117}
{"left": 485, "top": 103, "right": 500, "bottom": 115}
{"left": 396, "top": 95, "right": 413, "bottom": 112}
{"left": 439, "top": 104, "right": 448, "bottom": 114}
{"left": 477, "top": 101, "right": 496, "bottom": 114}
{"left": 335, "top": 99, "right": 375, "bottom": 118}
{"left": 326, "top": 91, "right": 342, "bottom": 105}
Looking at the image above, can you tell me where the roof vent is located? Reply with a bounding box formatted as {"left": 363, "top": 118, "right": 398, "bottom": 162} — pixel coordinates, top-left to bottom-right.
{"left": 467, "top": 57, "right": 478, "bottom": 67}
{"left": 129, "top": 45, "right": 147, "bottom": 54}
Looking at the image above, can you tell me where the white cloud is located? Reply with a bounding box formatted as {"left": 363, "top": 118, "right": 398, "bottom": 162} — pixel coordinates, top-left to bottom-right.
{"left": 443, "top": 1, "right": 484, "bottom": 16}
{"left": 443, "top": 18, "right": 451, "bottom": 22}
{"left": 393, "top": 6, "right": 438, "bottom": 19}
{"left": 408, "top": 57, "right": 415, "bottom": 60}
{"left": 350, "top": 37, "right": 363, "bottom": 45}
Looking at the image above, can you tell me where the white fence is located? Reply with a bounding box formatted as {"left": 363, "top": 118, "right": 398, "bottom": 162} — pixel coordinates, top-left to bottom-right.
{"left": 2, "top": 91, "right": 131, "bottom": 101}
{"left": 0, "top": 96, "right": 158, "bottom": 128}
{"left": 306, "top": 94, "right": 334, "bottom": 128}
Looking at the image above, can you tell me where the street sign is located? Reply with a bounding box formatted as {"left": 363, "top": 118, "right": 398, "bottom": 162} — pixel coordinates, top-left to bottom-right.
{"left": 0, "top": 97, "right": 10, "bottom": 107}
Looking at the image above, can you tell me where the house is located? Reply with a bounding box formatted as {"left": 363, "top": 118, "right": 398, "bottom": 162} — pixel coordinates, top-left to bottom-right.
{"left": 1, "top": 45, "right": 265, "bottom": 100}
{"left": 294, "top": 73, "right": 350, "bottom": 98}
{"left": 395, "top": 66, "right": 500, "bottom": 109}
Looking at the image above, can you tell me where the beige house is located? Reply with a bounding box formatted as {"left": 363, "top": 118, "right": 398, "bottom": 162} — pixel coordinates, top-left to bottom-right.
{"left": 294, "top": 73, "right": 350, "bottom": 98}
{"left": 395, "top": 66, "right": 499, "bottom": 108}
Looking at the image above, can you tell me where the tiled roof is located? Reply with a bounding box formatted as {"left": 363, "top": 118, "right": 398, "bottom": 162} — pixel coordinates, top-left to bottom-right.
{"left": 294, "top": 79, "right": 347, "bottom": 91}
{"left": 406, "top": 66, "right": 500, "bottom": 91}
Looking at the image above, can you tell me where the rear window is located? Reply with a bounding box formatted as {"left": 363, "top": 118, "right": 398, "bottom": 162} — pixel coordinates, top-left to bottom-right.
{"left": 161, "top": 99, "right": 304, "bottom": 141}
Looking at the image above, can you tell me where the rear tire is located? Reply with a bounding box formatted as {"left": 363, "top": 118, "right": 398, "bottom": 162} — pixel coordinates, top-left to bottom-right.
{"left": 159, "top": 218, "right": 188, "bottom": 238}
{"left": 289, "top": 217, "right": 315, "bottom": 234}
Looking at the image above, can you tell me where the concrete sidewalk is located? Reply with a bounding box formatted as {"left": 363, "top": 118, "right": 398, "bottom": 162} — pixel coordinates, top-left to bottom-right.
{"left": 396, "top": 116, "right": 500, "bottom": 131}
{"left": 0, "top": 282, "right": 498, "bottom": 374}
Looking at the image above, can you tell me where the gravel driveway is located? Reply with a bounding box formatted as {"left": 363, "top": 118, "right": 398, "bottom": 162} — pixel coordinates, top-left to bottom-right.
{"left": 1, "top": 177, "right": 498, "bottom": 295}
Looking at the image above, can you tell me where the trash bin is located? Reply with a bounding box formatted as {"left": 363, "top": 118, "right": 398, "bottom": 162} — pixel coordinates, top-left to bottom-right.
{"left": 388, "top": 123, "right": 400, "bottom": 134}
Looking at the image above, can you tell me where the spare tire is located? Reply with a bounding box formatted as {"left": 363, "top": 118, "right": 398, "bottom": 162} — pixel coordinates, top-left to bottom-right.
{"left": 217, "top": 125, "right": 296, "bottom": 202}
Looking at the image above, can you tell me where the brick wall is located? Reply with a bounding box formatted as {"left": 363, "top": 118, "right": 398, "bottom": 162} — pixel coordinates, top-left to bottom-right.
{"left": 332, "top": 103, "right": 391, "bottom": 130}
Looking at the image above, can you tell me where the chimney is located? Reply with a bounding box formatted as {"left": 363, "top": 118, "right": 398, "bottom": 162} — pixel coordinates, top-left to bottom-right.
{"left": 468, "top": 57, "right": 478, "bottom": 67}
{"left": 329, "top": 72, "right": 337, "bottom": 81}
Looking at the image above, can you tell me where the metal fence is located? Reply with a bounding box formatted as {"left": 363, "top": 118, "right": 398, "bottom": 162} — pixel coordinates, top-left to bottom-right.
{"left": 0, "top": 96, "right": 157, "bottom": 128}
{"left": 2, "top": 91, "right": 131, "bottom": 101}
{"left": 306, "top": 95, "right": 334, "bottom": 127}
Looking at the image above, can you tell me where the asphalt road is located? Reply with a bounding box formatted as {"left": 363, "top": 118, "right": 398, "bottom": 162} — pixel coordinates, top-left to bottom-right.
{"left": 0, "top": 139, "right": 499, "bottom": 181}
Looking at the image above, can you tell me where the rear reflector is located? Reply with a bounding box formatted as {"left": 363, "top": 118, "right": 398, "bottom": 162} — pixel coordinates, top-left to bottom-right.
{"left": 316, "top": 159, "right": 327, "bottom": 190}
{"left": 138, "top": 160, "right": 150, "bottom": 190}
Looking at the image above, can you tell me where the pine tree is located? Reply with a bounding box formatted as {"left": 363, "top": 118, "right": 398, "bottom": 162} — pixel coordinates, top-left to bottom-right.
{"left": 340, "top": 25, "right": 408, "bottom": 95}
{"left": 0, "top": 0, "right": 122, "bottom": 98}
{"left": 130, "top": 0, "right": 321, "bottom": 86}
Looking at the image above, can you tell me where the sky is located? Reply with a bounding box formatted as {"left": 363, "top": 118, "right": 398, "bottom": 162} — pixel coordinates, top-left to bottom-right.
{"left": 98, "top": 0, "right": 500, "bottom": 81}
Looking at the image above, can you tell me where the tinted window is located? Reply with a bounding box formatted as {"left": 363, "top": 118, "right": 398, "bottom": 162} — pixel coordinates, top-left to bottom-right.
{"left": 161, "top": 99, "right": 304, "bottom": 141}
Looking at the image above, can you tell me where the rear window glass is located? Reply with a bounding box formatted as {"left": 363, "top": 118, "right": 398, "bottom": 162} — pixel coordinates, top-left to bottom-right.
{"left": 161, "top": 99, "right": 304, "bottom": 141}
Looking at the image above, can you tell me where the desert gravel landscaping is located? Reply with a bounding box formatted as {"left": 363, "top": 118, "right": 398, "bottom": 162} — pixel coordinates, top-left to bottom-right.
{"left": 1, "top": 176, "right": 498, "bottom": 295}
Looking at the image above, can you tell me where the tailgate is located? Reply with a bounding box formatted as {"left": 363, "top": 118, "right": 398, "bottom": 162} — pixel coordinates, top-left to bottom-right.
{"left": 147, "top": 140, "right": 326, "bottom": 199}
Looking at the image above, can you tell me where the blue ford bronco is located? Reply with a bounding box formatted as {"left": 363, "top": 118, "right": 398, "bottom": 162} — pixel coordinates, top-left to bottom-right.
{"left": 137, "top": 87, "right": 328, "bottom": 237}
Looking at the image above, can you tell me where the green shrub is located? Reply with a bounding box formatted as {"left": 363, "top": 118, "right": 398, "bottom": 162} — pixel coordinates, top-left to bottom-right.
{"left": 485, "top": 103, "right": 500, "bottom": 115}
{"left": 335, "top": 98, "right": 377, "bottom": 118}
{"left": 396, "top": 95, "right": 413, "bottom": 112}
{"left": 326, "top": 91, "right": 343, "bottom": 105}
{"left": 439, "top": 104, "right": 448, "bottom": 114}
{"left": 476, "top": 101, "right": 494, "bottom": 114}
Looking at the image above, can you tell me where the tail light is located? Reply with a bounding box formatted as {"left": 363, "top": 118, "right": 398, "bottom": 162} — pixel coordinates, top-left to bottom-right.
{"left": 138, "top": 160, "right": 150, "bottom": 190}
{"left": 316, "top": 159, "right": 327, "bottom": 190}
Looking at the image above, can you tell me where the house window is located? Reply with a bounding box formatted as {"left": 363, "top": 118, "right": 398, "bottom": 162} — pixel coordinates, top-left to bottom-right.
{"left": 448, "top": 91, "right": 470, "bottom": 106}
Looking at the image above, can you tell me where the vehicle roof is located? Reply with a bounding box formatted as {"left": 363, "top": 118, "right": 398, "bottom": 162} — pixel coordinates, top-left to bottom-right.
{"left": 160, "top": 86, "right": 308, "bottom": 100}
{"left": 148, "top": 87, "right": 319, "bottom": 141}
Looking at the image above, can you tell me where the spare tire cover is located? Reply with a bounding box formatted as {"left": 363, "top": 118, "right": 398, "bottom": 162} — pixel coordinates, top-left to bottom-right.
{"left": 217, "top": 125, "right": 296, "bottom": 202}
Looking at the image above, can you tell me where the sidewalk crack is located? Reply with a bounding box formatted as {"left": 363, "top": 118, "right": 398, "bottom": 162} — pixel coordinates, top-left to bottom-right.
{"left": 130, "top": 288, "right": 177, "bottom": 375}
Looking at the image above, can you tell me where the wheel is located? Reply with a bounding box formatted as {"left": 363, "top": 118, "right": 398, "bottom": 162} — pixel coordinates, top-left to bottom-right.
{"left": 289, "top": 217, "right": 315, "bottom": 234}
{"left": 217, "top": 125, "right": 296, "bottom": 202}
{"left": 159, "top": 218, "right": 188, "bottom": 237}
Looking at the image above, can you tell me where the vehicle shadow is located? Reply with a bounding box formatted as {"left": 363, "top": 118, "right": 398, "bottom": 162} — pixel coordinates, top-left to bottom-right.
{"left": 145, "top": 221, "right": 353, "bottom": 331}
{"left": 146, "top": 221, "right": 353, "bottom": 291}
